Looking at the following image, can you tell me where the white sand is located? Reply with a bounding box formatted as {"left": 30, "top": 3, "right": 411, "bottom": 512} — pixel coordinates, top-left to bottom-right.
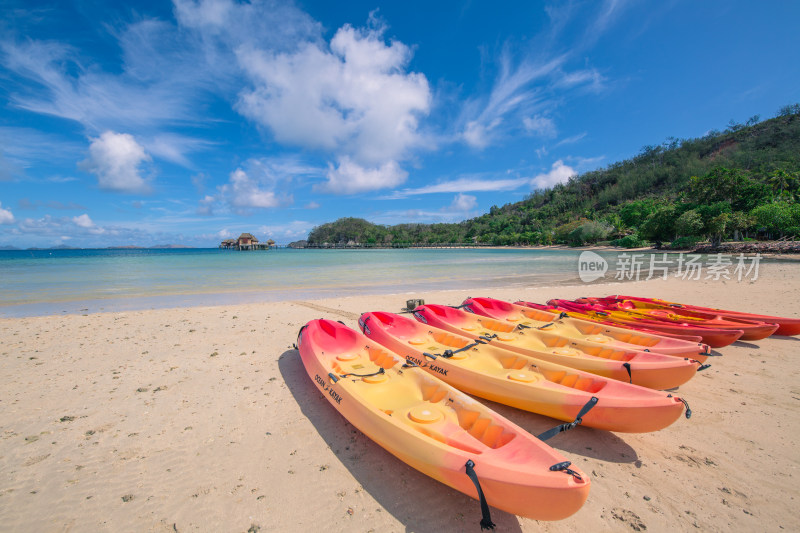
{"left": 1, "top": 261, "right": 799, "bottom": 532}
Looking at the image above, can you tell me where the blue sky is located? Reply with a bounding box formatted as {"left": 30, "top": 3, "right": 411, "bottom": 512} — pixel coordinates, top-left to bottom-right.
{"left": 1, "top": 0, "right": 798, "bottom": 247}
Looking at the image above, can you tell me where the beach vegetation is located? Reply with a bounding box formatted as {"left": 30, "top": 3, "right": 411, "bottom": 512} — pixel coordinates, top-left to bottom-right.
{"left": 306, "top": 106, "right": 800, "bottom": 248}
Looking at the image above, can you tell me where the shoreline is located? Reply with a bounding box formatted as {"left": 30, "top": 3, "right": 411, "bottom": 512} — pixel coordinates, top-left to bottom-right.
{"left": 1, "top": 262, "right": 799, "bottom": 531}
{"left": 2, "top": 248, "right": 796, "bottom": 319}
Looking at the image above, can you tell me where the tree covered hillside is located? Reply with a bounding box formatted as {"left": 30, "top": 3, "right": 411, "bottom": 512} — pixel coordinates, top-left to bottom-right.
{"left": 306, "top": 105, "right": 800, "bottom": 247}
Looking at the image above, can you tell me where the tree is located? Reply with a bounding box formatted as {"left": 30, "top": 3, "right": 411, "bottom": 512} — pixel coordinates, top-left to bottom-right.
{"left": 619, "top": 199, "right": 657, "bottom": 228}
{"left": 674, "top": 210, "right": 703, "bottom": 237}
{"left": 777, "top": 103, "right": 800, "bottom": 117}
{"left": 750, "top": 202, "right": 800, "bottom": 238}
{"left": 728, "top": 212, "right": 755, "bottom": 240}
{"left": 639, "top": 203, "right": 678, "bottom": 243}
{"left": 706, "top": 213, "right": 730, "bottom": 247}
{"left": 769, "top": 169, "right": 792, "bottom": 197}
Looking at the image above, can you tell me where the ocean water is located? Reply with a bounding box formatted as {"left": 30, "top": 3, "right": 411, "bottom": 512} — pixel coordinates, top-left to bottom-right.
{"left": 0, "top": 247, "right": 638, "bottom": 317}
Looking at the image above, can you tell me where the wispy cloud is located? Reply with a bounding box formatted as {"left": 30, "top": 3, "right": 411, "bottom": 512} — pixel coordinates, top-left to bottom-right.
{"left": 457, "top": 0, "right": 627, "bottom": 151}
{"left": 555, "top": 132, "right": 587, "bottom": 147}
{"left": 387, "top": 175, "right": 530, "bottom": 198}
{"left": 257, "top": 220, "right": 314, "bottom": 241}
{"left": 369, "top": 193, "right": 480, "bottom": 225}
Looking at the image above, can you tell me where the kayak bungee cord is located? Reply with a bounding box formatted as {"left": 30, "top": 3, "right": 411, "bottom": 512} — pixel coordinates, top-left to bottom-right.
{"left": 537, "top": 396, "right": 599, "bottom": 441}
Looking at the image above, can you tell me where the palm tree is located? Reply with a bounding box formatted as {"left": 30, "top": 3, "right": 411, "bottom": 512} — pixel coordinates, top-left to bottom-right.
{"left": 769, "top": 169, "right": 791, "bottom": 198}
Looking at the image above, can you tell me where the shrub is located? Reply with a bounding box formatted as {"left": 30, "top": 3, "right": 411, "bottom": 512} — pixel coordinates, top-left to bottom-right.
{"left": 569, "top": 221, "right": 613, "bottom": 246}
{"left": 668, "top": 236, "right": 702, "bottom": 249}
{"left": 611, "top": 234, "right": 647, "bottom": 248}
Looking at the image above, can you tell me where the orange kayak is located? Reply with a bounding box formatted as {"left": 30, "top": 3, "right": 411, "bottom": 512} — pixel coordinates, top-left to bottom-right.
{"left": 463, "top": 296, "right": 711, "bottom": 359}
{"left": 359, "top": 312, "right": 690, "bottom": 433}
{"left": 606, "top": 295, "right": 800, "bottom": 337}
{"left": 572, "top": 297, "right": 779, "bottom": 341}
{"left": 297, "top": 319, "right": 590, "bottom": 523}
{"left": 518, "top": 301, "right": 706, "bottom": 343}
{"left": 410, "top": 304, "right": 704, "bottom": 389}
{"left": 549, "top": 299, "right": 744, "bottom": 348}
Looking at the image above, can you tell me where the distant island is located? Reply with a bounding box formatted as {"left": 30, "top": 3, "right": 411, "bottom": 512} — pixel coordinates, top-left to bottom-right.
{"left": 2, "top": 244, "right": 196, "bottom": 251}
{"left": 298, "top": 105, "right": 800, "bottom": 252}
{"left": 109, "top": 244, "right": 194, "bottom": 249}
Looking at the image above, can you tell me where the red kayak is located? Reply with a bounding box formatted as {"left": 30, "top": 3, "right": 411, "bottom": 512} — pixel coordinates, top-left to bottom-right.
{"left": 518, "top": 301, "right": 705, "bottom": 343}
{"left": 548, "top": 299, "right": 744, "bottom": 348}
{"left": 606, "top": 295, "right": 800, "bottom": 337}
{"left": 575, "top": 297, "right": 779, "bottom": 341}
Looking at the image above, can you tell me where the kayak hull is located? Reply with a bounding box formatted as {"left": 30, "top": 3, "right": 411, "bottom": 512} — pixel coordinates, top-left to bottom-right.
{"left": 360, "top": 312, "right": 688, "bottom": 433}
{"left": 574, "top": 297, "right": 779, "bottom": 341}
{"left": 410, "top": 304, "right": 701, "bottom": 389}
{"left": 607, "top": 295, "right": 800, "bottom": 337}
{"left": 464, "top": 296, "right": 710, "bottom": 359}
{"left": 519, "top": 301, "right": 706, "bottom": 343}
{"left": 549, "top": 299, "right": 744, "bottom": 348}
{"left": 298, "top": 319, "right": 590, "bottom": 521}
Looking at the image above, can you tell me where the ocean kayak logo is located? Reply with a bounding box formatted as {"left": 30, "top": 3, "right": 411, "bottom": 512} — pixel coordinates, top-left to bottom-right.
{"left": 578, "top": 251, "right": 608, "bottom": 282}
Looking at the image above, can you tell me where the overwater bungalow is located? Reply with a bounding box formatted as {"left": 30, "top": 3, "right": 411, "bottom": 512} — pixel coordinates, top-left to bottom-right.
{"left": 219, "top": 233, "right": 275, "bottom": 250}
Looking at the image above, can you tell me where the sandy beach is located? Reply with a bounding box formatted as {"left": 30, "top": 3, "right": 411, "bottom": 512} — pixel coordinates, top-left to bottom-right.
{"left": 1, "top": 262, "right": 799, "bottom": 532}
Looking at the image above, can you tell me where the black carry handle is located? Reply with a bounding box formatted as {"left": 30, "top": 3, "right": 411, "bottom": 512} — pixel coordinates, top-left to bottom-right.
{"left": 464, "top": 460, "right": 496, "bottom": 530}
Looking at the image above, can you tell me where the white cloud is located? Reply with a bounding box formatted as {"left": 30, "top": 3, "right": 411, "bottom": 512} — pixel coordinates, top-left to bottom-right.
{"left": 523, "top": 115, "right": 557, "bottom": 137}
{"left": 80, "top": 131, "right": 152, "bottom": 194}
{"left": 223, "top": 168, "right": 280, "bottom": 209}
{"left": 3, "top": 3, "right": 428, "bottom": 192}
{"left": 72, "top": 213, "right": 105, "bottom": 234}
{"left": 531, "top": 160, "right": 576, "bottom": 189}
{"left": 316, "top": 157, "right": 408, "bottom": 195}
{"left": 0, "top": 202, "right": 14, "bottom": 224}
{"left": 257, "top": 220, "right": 313, "bottom": 241}
{"left": 13, "top": 214, "right": 174, "bottom": 247}
{"left": 447, "top": 193, "right": 478, "bottom": 212}
{"left": 235, "top": 21, "right": 430, "bottom": 168}
{"left": 72, "top": 214, "right": 94, "bottom": 228}
{"left": 215, "top": 156, "right": 320, "bottom": 212}
{"left": 173, "top": 0, "right": 321, "bottom": 52}
{"left": 197, "top": 195, "right": 215, "bottom": 216}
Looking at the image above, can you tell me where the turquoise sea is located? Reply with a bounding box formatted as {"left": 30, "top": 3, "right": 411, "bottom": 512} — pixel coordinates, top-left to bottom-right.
{"left": 0, "top": 247, "right": 674, "bottom": 317}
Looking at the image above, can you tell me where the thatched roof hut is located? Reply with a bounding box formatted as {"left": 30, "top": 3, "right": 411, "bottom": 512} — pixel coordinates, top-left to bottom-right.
{"left": 237, "top": 233, "right": 258, "bottom": 246}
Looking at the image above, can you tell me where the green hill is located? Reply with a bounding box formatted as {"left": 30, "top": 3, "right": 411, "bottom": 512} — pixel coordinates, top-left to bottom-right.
{"left": 307, "top": 104, "right": 800, "bottom": 248}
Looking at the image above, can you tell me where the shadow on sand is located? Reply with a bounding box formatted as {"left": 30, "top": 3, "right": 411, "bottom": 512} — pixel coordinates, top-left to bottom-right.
{"left": 767, "top": 335, "right": 800, "bottom": 342}
{"left": 479, "top": 399, "right": 641, "bottom": 465}
{"left": 732, "top": 340, "right": 761, "bottom": 349}
{"left": 278, "top": 349, "right": 524, "bottom": 532}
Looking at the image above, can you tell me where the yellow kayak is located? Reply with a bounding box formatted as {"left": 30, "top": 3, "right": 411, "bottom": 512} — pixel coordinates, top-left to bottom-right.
{"left": 413, "top": 304, "right": 704, "bottom": 390}
{"left": 360, "top": 311, "right": 690, "bottom": 433}
{"left": 297, "top": 319, "right": 590, "bottom": 524}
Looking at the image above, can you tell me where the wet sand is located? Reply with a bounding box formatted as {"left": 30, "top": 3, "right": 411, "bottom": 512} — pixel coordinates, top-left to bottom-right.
{"left": 1, "top": 262, "right": 798, "bottom": 532}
